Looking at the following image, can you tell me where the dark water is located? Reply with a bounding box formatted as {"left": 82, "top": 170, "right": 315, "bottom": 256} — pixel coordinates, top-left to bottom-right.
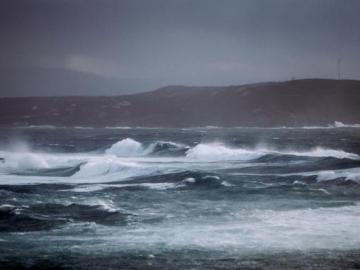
{"left": 1, "top": 126, "right": 360, "bottom": 269}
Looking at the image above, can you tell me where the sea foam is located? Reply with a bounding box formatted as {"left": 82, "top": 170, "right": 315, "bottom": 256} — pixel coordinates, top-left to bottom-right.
{"left": 105, "top": 138, "right": 148, "bottom": 156}
{"left": 185, "top": 143, "right": 359, "bottom": 161}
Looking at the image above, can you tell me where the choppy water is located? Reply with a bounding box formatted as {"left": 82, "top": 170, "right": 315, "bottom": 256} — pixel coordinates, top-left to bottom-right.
{"left": 1, "top": 126, "right": 360, "bottom": 269}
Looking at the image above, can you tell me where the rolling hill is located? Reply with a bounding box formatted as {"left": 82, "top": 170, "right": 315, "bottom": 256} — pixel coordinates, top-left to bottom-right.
{"left": 1, "top": 79, "right": 359, "bottom": 127}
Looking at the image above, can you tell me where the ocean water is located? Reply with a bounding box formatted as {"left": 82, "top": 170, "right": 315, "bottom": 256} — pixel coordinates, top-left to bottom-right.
{"left": 1, "top": 126, "right": 360, "bottom": 269}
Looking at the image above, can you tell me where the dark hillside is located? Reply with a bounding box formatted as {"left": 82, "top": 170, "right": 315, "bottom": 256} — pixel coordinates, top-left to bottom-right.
{"left": 1, "top": 79, "right": 359, "bottom": 127}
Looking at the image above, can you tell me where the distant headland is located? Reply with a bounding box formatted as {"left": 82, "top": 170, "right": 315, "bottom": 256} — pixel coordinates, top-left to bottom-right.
{"left": 1, "top": 79, "right": 360, "bottom": 128}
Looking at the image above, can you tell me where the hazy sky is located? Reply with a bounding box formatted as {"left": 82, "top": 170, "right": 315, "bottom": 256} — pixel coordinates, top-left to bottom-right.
{"left": 1, "top": 0, "right": 360, "bottom": 96}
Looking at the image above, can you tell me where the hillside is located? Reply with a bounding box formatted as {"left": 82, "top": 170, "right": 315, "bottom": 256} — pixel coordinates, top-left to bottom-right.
{"left": 0, "top": 79, "right": 360, "bottom": 127}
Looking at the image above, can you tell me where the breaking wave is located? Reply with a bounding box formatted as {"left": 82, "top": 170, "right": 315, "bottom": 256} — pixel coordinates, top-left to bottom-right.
{"left": 330, "top": 121, "right": 360, "bottom": 128}
{"left": 2, "top": 125, "right": 360, "bottom": 270}
{"left": 316, "top": 167, "right": 360, "bottom": 183}
{"left": 105, "top": 138, "right": 148, "bottom": 156}
{"left": 105, "top": 138, "right": 189, "bottom": 157}
{"left": 185, "top": 143, "right": 358, "bottom": 161}
{"left": 104, "top": 138, "right": 359, "bottom": 161}
{"left": 0, "top": 138, "right": 358, "bottom": 183}
{"left": 72, "top": 158, "right": 143, "bottom": 178}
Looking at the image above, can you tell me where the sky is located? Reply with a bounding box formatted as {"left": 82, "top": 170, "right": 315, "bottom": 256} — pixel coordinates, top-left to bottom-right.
{"left": 1, "top": 0, "right": 360, "bottom": 96}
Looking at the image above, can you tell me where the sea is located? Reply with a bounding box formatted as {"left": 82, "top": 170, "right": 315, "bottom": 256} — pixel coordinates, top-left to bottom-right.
{"left": 1, "top": 126, "right": 360, "bottom": 269}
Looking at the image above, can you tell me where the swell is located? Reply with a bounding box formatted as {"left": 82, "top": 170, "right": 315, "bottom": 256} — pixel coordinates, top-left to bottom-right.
{"left": 0, "top": 203, "right": 128, "bottom": 232}
{"left": 59, "top": 171, "right": 229, "bottom": 193}
{"left": 235, "top": 157, "right": 360, "bottom": 174}
{"left": 0, "top": 138, "right": 358, "bottom": 180}
{"left": 104, "top": 138, "right": 359, "bottom": 160}
{"left": 104, "top": 138, "right": 189, "bottom": 157}
{"left": 12, "top": 163, "right": 84, "bottom": 177}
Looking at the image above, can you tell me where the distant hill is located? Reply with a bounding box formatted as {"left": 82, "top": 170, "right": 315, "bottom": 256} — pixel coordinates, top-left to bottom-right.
{"left": 0, "top": 79, "right": 360, "bottom": 127}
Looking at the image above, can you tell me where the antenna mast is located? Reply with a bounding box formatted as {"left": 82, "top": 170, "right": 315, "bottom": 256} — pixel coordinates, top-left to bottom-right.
{"left": 337, "top": 58, "right": 341, "bottom": 80}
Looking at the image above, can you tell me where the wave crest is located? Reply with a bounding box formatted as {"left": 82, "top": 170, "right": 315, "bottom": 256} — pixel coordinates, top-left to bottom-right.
{"left": 185, "top": 143, "right": 359, "bottom": 161}
{"left": 105, "top": 138, "right": 148, "bottom": 156}
{"left": 105, "top": 138, "right": 188, "bottom": 157}
{"left": 186, "top": 143, "right": 263, "bottom": 161}
{"left": 73, "top": 158, "right": 140, "bottom": 178}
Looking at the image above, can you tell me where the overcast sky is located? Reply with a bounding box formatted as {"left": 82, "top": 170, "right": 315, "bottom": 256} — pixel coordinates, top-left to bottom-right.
{"left": 1, "top": 0, "right": 360, "bottom": 96}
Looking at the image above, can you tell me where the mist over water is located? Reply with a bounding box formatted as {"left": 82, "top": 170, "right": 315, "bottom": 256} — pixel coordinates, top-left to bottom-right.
{"left": 1, "top": 126, "right": 360, "bottom": 269}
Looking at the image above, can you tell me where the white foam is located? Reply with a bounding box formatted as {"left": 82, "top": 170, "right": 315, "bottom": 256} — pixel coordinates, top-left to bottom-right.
{"left": 70, "top": 182, "right": 179, "bottom": 192}
{"left": 79, "top": 198, "right": 118, "bottom": 212}
{"left": 0, "top": 152, "right": 49, "bottom": 173}
{"left": 105, "top": 139, "right": 188, "bottom": 158}
{"left": 331, "top": 121, "right": 360, "bottom": 128}
{"left": 185, "top": 143, "right": 359, "bottom": 161}
{"left": 202, "top": 175, "right": 221, "bottom": 180}
{"left": 67, "top": 204, "right": 360, "bottom": 252}
{"left": 0, "top": 149, "right": 91, "bottom": 175}
{"left": 0, "top": 138, "right": 357, "bottom": 186}
{"left": 14, "top": 153, "right": 49, "bottom": 170}
{"left": 149, "top": 141, "right": 186, "bottom": 150}
{"left": 73, "top": 126, "right": 94, "bottom": 129}
{"left": 72, "top": 158, "right": 140, "bottom": 178}
{"left": 221, "top": 181, "right": 233, "bottom": 187}
{"left": 280, "top": 122, "right": 360, "bottom": 129}
{"left": 27, "top": 125, "right": 57, "bottom": 129}
{"left": 231, "top": 122, "right": 360, "bottom": 129}
{"left": 105, "top": 126, "right": 132, "bottom": 129}
{"left": 70, "top": 185, "right": 107, "bottom": 192}
{"left": 0, "top": 154, "right": 181, "bottom": 185}
{"left": 183, "top": 177, "right": 196, "bottom": 183}
{"left": 105, "top": 138, "right": 149, "bottom": 157}
{"left": 316, "top": 167, "right": 360, "bottom": 183}
{"left": 283, "top": 147, "right": 359, "bottom": 159}
{"left": 233, "top": 167, "right": 360, "bottom": 183}
{"left": 119, "top": 182, "right": 179, "bottom": 190}
{"left": 186, "top": 143, "right": 264, "bottom": 161}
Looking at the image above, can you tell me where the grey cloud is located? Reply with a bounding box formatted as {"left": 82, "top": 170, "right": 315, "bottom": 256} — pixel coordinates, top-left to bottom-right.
{"left": 1, "top": 0, "right": 360, "bottom": 96}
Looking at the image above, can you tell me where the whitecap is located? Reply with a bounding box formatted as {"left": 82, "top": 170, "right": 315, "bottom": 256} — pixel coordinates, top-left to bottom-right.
{"left": 70, "top": 182, "right": 179, "bottom": 192}
{"left": 105, "top": 138, "right": 149, "bottom": 156}
{"left": 316, "top": 167, "right": 360, "bottom": 183}
{"left": 72, "top": 158, "right": 140, "bottom": 178}
{"left": 185, "top": 143, "right": 359, "bottom": 161}
{"left": 185, "top": 143, "right": 264, "bottom": 161}
{"left": 331, "top": 121, "right": 360, "bottom": 128}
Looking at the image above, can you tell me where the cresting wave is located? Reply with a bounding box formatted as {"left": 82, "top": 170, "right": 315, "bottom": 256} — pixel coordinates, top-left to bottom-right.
{"left": 2, "top": 126, "right": 360, "bottom": 270}
{"left": 331, "top": 121, "right": 360, "bottom": 128}
{"left": 104, "top": 138, "right": 359, "bottom": 160}
{"left": 56, "top": 139, "right": 360, "bottom": 181}
{"left": 105, "top": 138, "right": 189, "bottom": 157}
{"left": 0, "top": 138, "right": 358, "bottom": 183}
{"left": 185, "top": 143, "right": 359, "bottom": 161}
